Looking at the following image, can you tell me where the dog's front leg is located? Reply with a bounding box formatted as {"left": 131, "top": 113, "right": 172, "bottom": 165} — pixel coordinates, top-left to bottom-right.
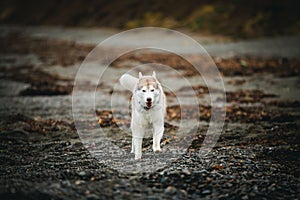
{"left": 153, "top": 121, "right": 164, "bottom": 152}
{"left": 133, "top": 137, "right": 143, "bottom": 160}
{"left": 131, "top": 124, "right": 144, "bottom": 160}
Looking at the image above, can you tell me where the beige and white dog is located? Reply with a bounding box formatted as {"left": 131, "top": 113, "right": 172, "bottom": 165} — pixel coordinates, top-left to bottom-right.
{"left": 120, "top": 72, "right": 166, "bottom": 160}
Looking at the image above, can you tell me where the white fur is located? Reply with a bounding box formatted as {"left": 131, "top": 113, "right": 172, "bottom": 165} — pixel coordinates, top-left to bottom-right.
{"left": 119, "top": 72, "right": 166, "bottom": 160}
{"left": 119, "top": 74, "right": 138, "bottom": 92}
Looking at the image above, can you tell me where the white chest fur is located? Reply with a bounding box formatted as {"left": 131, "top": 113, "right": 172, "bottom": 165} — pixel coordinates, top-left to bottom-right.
{"left": 132, "top": 109, "right": 158, "bottom": 127}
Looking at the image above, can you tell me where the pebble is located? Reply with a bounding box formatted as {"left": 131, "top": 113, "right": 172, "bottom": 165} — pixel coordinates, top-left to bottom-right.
{"left": 224, "top": 183, "right": 233, "bottom": 188}
{"left": 86, "top": 194, "right": 100, "bottom": 200}
{"left": 164, "top": 186, "right": 177, "bottom": 194}
{"left": 182, "top": 169, "right": 191, "bottom": 175}
{"left": 75, "top": 180, "right": 85, "bottom": 185}
{"left": 202, "top": 189, "right": 211, "bottom": 195}
{"left": 78, "top": 171, "right": 86, "bottom": 176}
{"left": 180, "top": 189, "right": 188, "bottom": 196}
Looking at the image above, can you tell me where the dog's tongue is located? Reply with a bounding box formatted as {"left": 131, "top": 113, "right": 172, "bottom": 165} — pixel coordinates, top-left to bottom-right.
{"left": 146, "top": 102, "right": 152, "bottom": 108}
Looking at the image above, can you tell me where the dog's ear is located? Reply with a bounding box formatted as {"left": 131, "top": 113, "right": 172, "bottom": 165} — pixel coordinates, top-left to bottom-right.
{"left": 152, "top": 71, "right": 156, "bottom": 79}
{"left": 139, "top": 72, "right": 143, "bottom": 79}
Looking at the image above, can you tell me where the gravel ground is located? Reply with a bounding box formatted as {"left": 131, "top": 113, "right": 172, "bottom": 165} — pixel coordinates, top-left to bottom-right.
{"left": 0, "top": 26, "right": 299, "bottom": 199}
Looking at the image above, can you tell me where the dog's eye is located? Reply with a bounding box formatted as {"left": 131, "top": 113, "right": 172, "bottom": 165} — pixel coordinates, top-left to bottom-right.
{"left": 150, "top": 89, "right": 154, "bottom": 92}
{"left": 142, "top": 90, "right": 146, "bottom": 92}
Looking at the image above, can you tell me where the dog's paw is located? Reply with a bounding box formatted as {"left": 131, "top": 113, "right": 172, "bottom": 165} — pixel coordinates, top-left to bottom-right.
{"left": 153, "top": 146, "right": 162, "bottom": 152}
{"left": 134, "top": 154, "right": 142, "bottom": 160}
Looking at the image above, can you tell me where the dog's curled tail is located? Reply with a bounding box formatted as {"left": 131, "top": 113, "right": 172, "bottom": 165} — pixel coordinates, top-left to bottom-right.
{"left": 119, "top": 74, "right": 138, "bottom": 92}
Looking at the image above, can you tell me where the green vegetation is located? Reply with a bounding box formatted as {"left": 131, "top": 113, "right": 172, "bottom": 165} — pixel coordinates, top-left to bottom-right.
{"left": 0, "top": 0, "right": 299, "bottom": 38}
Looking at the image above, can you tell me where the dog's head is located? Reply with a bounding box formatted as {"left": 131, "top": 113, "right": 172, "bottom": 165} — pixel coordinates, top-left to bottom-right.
{"left": 135, "top": 71, "right": 160, "bottom": 110}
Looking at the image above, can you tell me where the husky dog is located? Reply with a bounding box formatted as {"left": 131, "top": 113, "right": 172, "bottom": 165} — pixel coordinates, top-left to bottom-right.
{"left": 120, "top": 72, "right": 166, "bottom": 160}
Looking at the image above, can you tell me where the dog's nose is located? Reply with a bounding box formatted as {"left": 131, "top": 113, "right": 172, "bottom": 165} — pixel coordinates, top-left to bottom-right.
{"left": 146, "top": 98, "right": 152, "bottom": 102}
